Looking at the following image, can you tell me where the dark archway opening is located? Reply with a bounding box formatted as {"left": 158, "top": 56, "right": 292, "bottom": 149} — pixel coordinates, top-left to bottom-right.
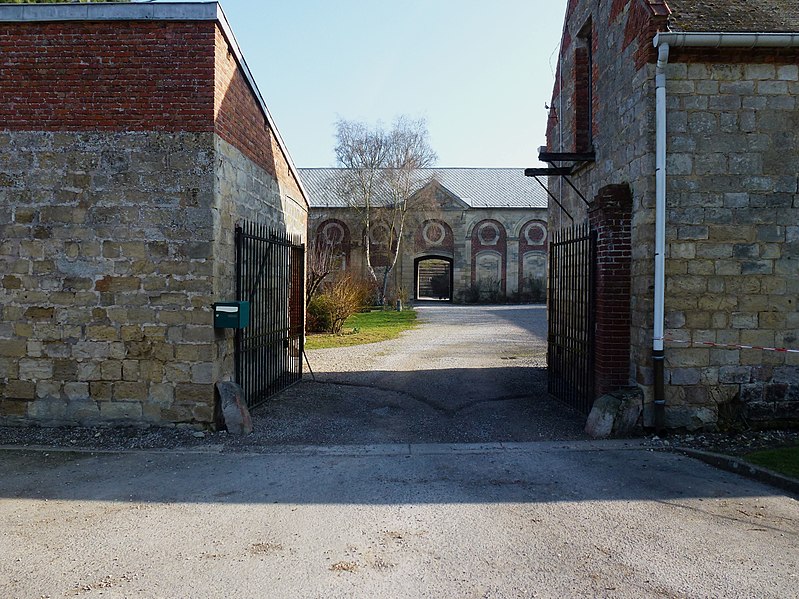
{"left": 414, "top": 256, "right": 453, "bottom": 301}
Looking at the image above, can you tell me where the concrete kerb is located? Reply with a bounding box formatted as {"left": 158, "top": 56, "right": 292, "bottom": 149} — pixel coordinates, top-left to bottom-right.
{"left": 3, "top": 440, "right": 796, "bottom": 497}
{"left": 0, "top": 439, "right": 652, "bottom": 458}
{"left": 672, "top": 446, "right": 799, "bottom": 498}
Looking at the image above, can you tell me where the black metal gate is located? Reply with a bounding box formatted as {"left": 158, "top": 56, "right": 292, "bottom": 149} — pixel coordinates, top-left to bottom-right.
{"left": 548, "top": 223, "right": 596, "bottom": 414}
{"left": 235, "top": 221, "right": 305, "bottom": 410}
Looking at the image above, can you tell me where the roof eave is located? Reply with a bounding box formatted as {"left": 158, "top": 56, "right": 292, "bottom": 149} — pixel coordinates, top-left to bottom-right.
{"left": 655, "top": 31, "right": 799, "bottom": 47}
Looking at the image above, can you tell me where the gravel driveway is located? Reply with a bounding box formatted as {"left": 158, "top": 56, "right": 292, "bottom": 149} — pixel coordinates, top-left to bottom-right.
{"left": 250, "top": 303, "right": 588, "bottom": 445}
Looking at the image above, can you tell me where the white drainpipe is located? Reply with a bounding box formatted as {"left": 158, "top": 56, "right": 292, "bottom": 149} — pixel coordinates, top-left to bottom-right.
{"left": 652, "top": 41, "right": 669, "bottom": 430}
{"left": 651, "top": 31, "right": 799, "bottom": 430}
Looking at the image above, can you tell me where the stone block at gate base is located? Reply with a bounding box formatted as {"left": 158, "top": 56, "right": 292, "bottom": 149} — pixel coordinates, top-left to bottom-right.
{"left": 585, "top": 388, "right": 643, "bottom": 439}
{"left": 215, "top": 381, "right": 253, "bottom": 436}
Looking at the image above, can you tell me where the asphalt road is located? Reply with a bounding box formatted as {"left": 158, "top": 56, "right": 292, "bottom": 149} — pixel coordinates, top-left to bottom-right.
{"left": 2, "top": 305, "right": 798, "bottom": 597}
{"left": 1, "top": 442, "right": 798, "bottom": 598}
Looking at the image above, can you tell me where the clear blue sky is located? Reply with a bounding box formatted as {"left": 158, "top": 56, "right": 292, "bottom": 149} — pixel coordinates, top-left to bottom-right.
{"left": 156, "top": 0, "right": 568, "bottom": 168}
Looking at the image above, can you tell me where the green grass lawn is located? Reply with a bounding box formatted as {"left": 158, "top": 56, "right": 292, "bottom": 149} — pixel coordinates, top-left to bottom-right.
{"left": 305, "top": 309, "right": 418, "bottom": 350}
{"left": 744, "top": 445, "right": 799, "bottom": 478}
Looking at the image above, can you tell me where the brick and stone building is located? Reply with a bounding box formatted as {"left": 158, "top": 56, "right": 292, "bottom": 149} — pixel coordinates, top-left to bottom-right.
{"left": 542, "top": 0, "right": 799, "bottom": 429}
{"left": 300, "top": 168, "right": 548, "bottom": 303}
{"left": 0, "top": 3, "right": 308, "bottom": 427}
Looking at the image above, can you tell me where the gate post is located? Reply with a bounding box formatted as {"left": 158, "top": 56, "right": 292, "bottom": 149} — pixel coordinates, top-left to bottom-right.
{"left": 589, "top": 185, "right": 632, "bottom": 396}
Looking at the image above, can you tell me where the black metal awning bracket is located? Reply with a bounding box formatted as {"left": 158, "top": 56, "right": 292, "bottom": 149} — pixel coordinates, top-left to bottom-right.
{"left": 529, "top": 174, "right": 574, "bottom": 223}
{"left": 524, "top": 148, "right": 596, "bottom": 217}
{"left": 558, "top": 171, "right": 591, "bottom": 207}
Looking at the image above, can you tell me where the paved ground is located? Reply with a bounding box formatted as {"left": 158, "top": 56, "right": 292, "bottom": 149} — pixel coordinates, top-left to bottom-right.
{"left": 1, "top": 442, "right": 798, "bottom": 598}
{"left": 251, "top": 303, "right": 588, "bottom": 445}
{"left": 2, "top": 305, "right": 798, "bottom": 597}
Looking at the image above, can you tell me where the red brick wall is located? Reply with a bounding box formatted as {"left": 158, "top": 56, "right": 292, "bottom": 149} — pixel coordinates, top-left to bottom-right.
{"left": 0, "top": 20, "right": 307, "bottom": 205}
{"left": 214, "top": 26, "right": 304, "bottom": 202}
{"left": 0, "top": 21, "right": 216, "bottom": 131}
{"left": 214, "top": 26, "right": 275, "bottom": 176}
{"left": 589, "top": 185, "right": 632, "bottom": 396}
{"left": 624, "top": 0, "right": 668, "bottom": 69}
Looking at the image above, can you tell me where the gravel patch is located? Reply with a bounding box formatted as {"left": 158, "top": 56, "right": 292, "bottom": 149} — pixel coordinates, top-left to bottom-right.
{"left": 655, "top": 429, "right": 799, "bottom": 456}
{"left": 4, "top": 424, "right": 796, "bottom": 457}
{"left": 0, "top": 424, "right": 226, "bottom": 452}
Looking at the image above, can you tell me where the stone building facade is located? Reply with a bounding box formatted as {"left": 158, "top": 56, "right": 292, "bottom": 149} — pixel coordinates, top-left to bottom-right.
{"left": 544, "top": 0, "right": 799, "bottom": 429}
{"left": 300, "top": 168, "right": 548, "bottom": 303}
{"left": 0, "top": 3, "right": 308, "bottom": 427}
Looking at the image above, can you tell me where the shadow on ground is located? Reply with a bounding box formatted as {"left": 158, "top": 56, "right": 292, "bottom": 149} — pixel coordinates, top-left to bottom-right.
{"left": 243, "top": 366, "right": 587, "bottom": 446}
{"left": 0, "top": 441, "right": 790, "bottom": 506}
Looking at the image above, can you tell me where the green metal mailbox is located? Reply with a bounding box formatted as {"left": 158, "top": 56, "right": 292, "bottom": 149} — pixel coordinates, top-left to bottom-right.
{"left": 213, "top": 301, "right": 250, "bottom": 329}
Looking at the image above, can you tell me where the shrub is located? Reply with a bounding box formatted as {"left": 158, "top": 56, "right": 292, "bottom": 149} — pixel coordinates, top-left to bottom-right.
{"left": 457, "top": 279, "right": 507, "bottom": 304}
{"left": 306, "top": 272, "right": 375, "bottom": 334}
{"left": 520, "top": 276, "right": 546, "bottom": 303}
{"left": 306, "top": 295, "right": 333, "bottom": 333}
{"left": 458, "top": 283, "right": 481, "bottom": 304}
{"left": 385, "top": 283, "right": 411, "bottom": 310}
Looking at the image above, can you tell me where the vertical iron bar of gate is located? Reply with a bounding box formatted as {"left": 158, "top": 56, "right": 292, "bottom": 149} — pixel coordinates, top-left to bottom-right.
{"left": 587, "top": 229, "right": 597, "bottom": 413}
{"left": 547, "top": 224, "right": 596, "bottom": 414}
{"left": 282, "top": 235, "right": 290, "bottom": 384}
{"left": 267, "top": 224, "right": 273, "bottom": 396}
{"left": 235, "top": 224, "right": 242, "bottom": 391}
{"left": 247, "top": 220, "right": 253, "bottom": 403}
{"left": 550, "top": 228, "right": 556, "bottom": 399}
{"left": 266, "top": 225, "right": 270, "bottom": 394}
{"left": 572, "top": 225, "right": 588, "bottom": 411}
{"left": 235, "top": 222, "right": 305, "bottom": 409}
{"left": 276, "top": 227, "right": 282, "bottom": 390}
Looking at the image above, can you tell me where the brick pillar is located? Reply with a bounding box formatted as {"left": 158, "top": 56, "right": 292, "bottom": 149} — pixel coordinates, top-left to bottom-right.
{"left": 589, "top": 184, "right": 632, "bottom": 396}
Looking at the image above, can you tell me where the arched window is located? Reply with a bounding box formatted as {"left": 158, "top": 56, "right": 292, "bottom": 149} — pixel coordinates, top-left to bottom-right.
{"left": 415, "top": 219, "right": 454, "bottom": 253}
{"left": 315, "top": 219, "right": 350, "bottom": 270}
{"left": 519, "top": 219, "right": 548, "bottom": 301}
{"left": 471, "top": 219, "right": 507, "bottom": 293}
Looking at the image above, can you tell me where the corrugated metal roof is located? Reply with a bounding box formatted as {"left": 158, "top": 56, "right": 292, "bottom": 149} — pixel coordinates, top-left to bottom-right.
{"left": 299, "top": 168, "right": 548, "bottom": 209}
{"left": 667, "top": 0, "right": 799, "bottom": 33}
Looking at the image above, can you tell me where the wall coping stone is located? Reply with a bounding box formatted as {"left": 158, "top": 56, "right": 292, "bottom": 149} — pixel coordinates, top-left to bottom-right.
{"left": 0, "top": 2, "right": 218, "bottom": 23}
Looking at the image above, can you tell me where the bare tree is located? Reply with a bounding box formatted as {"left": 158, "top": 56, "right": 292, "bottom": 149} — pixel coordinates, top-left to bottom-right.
{"left": 334, "top": 119, "right": 389, "bottom": 289}
{"left": 334, "top": 116, "right": 437, "bottom": 304}
{"left": 305, "top": 233, "right": 341, "bottom": 305}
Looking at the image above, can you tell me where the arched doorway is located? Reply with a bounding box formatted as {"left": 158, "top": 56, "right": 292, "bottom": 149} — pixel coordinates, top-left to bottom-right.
{"left": 414, "top": 256, "right": 453, "bottom": 301}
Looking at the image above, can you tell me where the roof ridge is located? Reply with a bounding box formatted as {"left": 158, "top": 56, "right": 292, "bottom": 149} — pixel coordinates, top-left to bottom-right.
{"left": 297, "top": 166, "right": 526, "bottom": 171}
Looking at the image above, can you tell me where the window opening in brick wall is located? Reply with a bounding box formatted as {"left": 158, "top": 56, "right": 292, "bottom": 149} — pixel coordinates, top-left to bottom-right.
{"left": 574, "top": 20, "right": 593, "bottom": 153}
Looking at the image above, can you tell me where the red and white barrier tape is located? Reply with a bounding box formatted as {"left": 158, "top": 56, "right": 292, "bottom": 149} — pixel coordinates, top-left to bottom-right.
{"left": 657, "top": 337, "right": 799, "bottom": 354}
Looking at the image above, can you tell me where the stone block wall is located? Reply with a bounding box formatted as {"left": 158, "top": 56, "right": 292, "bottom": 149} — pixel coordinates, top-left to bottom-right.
{"left": 0, "top": 11, "right": 307, "bottom": 428}
{"left": 213, "top": 137, "right": 307, "bottom": 381}
{"left": 661, "top": 54, "right": 799, "bottom": 428}
{"left": 211, "top": 25, "right": 308, "bottom": 383}
{"left": 0, "top": 131, "right": 217, "bottom": 425}
{"left": 546, "top": 0, "right": 663, "bottom": 412}
{"left": 547, "top": 0, "right": 799, "bottom": 429}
